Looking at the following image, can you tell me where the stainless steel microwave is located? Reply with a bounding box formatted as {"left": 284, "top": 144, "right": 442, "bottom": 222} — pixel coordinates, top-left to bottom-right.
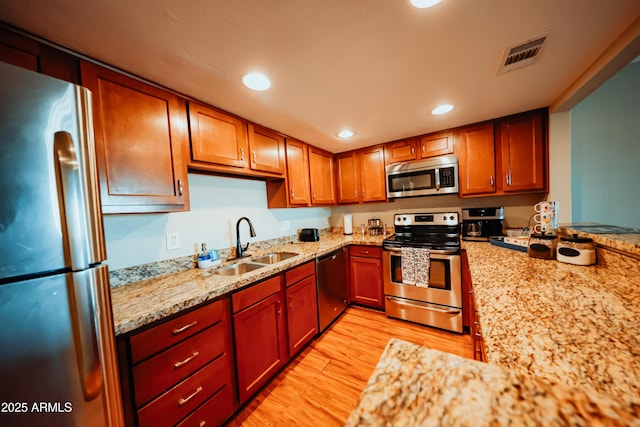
{"left": 386, "top": 156, "right": 458, "bottom": 198}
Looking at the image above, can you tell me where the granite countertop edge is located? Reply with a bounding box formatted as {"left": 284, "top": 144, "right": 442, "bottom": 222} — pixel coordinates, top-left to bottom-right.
{"left": 110, "top": 233, "right": 384, "bottom": 336}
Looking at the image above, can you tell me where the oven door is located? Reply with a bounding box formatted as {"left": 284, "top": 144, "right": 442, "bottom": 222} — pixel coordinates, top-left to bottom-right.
{"left": 382, "top": 247, "right": 462, "bottom": 309}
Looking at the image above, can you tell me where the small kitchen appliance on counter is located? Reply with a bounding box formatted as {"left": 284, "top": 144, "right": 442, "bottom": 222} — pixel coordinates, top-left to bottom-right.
{"left": 299, "top": 228, "right": 319, "bottom": 242}
{"left": 462, "top": 207, "right": 504, "bottom": 241}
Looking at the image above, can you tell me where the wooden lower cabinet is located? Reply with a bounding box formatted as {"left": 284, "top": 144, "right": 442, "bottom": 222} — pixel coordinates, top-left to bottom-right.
{"left": 285, "top": 262, "right": 319, "bottom": 356}
{"left": 349, "top": 246, "right": 384, "bottom": 309}
{"left": 232, "top": 276, "right": 288, "bottom": 405}
{"left": 462, "top": 250, "right": 486, "bottom": 362}
{"left": 118, "top": 298, "right": 236, "bottom": 427}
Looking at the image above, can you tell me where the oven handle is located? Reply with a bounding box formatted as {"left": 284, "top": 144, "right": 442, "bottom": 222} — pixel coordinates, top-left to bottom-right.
{"left": 386, "top": 296, "right": 461, "bottom": 315}
{"left": 383, "top": 247, "right": 460, "bottom": 257}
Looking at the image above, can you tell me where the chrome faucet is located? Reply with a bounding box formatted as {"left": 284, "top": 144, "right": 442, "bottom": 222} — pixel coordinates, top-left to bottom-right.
{"left": 235, "top": 217, "right": 256, "bottom": 259}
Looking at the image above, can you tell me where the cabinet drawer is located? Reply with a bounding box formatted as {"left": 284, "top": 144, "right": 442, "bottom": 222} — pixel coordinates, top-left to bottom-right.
{"left": 130, "top": 298, "right": 229, "bottom": 364}
{"left": 232, "top": 275, "right": 283, "bottom": 313}
{"left": 285, "top": 261, "right": 315, "bottom": 286}
{"left": 137, "top": 353, "right": 233, "bottom": 427}
{"left": 175, "top": 382, "right": 235, "bottom": 427}
{"left": 350, "top": 246, "right": 381, "bottom": 258}
{"left": 133, "top": 322, "right": 227, "bottom": 407}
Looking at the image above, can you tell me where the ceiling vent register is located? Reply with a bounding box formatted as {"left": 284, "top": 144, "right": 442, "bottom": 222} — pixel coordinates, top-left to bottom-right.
{"left": 497, "top": 36, "right": 547, "bottom": 74}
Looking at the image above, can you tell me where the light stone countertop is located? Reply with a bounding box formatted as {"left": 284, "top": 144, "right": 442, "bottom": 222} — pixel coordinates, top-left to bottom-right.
{"left": 110, "top": 233, "right": 384, "bottom": 335}
{"left": 346, "top": 339, "right": 639, "bottom": 427}
{"left": 465, "top": 240, "right": 640, "bottom": 405}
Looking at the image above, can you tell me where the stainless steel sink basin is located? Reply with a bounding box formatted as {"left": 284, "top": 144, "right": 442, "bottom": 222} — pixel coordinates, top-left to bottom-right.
{"left": 213, "top": 262, "right": 265, "bottom": 276}
{"left": 251, "top": 252, "right": 298, "bottom": 264}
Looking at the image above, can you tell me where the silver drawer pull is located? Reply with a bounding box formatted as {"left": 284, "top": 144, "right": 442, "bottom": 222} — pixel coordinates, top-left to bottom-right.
{"left": 199, "top": 421, "right": 206, "bottom": 427}
{"left": 174, "top": 351, "right": 199, "bottom": 368}
{"left": 178, "top": 386, "right": 203, "bottom": 406}
{"left": 172, "top": 321, "right": 197, "bottom": 335}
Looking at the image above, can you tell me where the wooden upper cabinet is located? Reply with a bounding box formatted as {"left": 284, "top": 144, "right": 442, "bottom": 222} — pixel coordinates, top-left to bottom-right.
{"left": 499, "top": 111, "right": 545, "bottom": 193}
{"left": 458, "top": 123, "right": 497, "bottom": 197}
{"left": 337, "top": 145, "right": 386, "bottom": 204}
{"left": 285, "top": 139, "right": 311, "bottom": 205}
{"left": 248, "top": 124, "right": 285, "bottom": 176}
{"left": 384, "top": 138, "right": 417, "bottom": 164}
{"left": 80, "top": 61, "right": 189, "bottom": 213}
{"left": 336, "top": 152, "right": 359, "bottom": 204}
{"left": 188, "top": 102, "right": 248, "bottom": 168}
{"left": 359, "top": 145, "right": 387, "bottom": 202}
{"left": 308, "top": 146, "right": 336, "bottom": 205}
{"left": 419, "top": 131, "right": 454, "bottom": 158}
{"left": 0, "top": 27, "right": 79, "bottom": 83}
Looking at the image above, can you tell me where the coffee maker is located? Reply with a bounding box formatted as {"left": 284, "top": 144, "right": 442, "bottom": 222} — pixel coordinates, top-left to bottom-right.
{"left": 462, "top": 207, "right": 504, "bottom": 241}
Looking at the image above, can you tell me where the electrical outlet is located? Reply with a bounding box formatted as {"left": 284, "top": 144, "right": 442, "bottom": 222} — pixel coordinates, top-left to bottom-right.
{"left": 165, "top": 232, "right": 180, "bottom": 250}
{"left": 282, "top": 220, "right": 290, "bottom": 231}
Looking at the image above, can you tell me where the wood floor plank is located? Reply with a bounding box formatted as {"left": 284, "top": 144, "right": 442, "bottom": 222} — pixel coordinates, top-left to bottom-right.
{"left": 226, "top": 306, "right": 472, "bottom": 426}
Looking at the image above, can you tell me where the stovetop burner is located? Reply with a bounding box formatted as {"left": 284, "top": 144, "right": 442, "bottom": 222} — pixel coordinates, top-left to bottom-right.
{"left": 382, "top": 211, "right": 461, "bottom": 253}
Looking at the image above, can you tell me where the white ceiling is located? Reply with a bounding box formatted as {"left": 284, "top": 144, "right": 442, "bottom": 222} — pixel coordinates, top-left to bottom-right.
{"left": 2, "top": 0, "right": 639, "bottom": 153}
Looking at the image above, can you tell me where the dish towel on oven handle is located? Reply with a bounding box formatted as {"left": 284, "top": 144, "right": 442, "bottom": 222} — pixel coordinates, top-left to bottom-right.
{"left": 401, "top": 247, "right": 431, "bottom": 287}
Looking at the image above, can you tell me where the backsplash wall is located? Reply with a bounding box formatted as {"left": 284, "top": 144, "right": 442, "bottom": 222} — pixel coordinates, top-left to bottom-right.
{"left": 103, "top": 173, "right": 331, "bottom": 270}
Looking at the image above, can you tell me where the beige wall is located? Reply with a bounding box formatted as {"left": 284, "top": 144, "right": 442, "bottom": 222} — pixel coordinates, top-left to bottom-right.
{"left": 548, "top": 111, "right": 572, "bottom": 224}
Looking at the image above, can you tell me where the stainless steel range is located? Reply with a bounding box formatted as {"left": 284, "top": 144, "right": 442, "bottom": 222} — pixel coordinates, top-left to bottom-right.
{"left": 382, "top": 212, "right": 463, "bottom": 333}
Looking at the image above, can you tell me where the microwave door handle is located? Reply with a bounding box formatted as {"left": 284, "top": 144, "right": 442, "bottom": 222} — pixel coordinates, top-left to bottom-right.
{"left": 435, "top": 168, "right": 440, "bottom": 190}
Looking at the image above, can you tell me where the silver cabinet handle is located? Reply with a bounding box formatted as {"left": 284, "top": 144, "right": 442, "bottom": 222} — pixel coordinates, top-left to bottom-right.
{"left": 177, "top": 179, "right": 184, "bottom": 196}
{"left": 313, "top": 192, "right": 316, "bottom": 199}
{"left": 178, "top": 386, "right": 203, "bottom": 406}
{"left": 172, "top": 320, "right": 197, "bottom": 335}
{"left": 276, "top": 300, "right": 282, "bottom": 315}
{"left": 411, "top": 147, "right": 415, "bottom": 154}
{"left": 490, "top": 175, "right": 494, "bottom": 187}
{"left": 252, "top": 150, "right": 257, "bottom": 164}
{"left": 291, "top": 189, "right": 295, "bottom": 198}
{"left": 174, "top": 351, "right": 199, "bottom": 368}
{"left": 240, "top": 147, "right": 245, "bottom": 161}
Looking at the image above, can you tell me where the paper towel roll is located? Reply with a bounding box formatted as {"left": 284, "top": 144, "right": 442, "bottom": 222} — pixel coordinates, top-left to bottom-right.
{"left": 344, "top": 214, "right": 353, "bottom": 235}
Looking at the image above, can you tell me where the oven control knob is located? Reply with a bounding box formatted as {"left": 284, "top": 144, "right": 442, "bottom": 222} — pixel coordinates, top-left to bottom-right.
{"left": 449, "top": 215, "right": 455, "bottom": 221}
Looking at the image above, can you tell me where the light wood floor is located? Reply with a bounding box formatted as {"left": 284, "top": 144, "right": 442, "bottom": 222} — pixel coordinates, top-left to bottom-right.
{"left": 226, "top": 306, "right": 472, "bottom": 426}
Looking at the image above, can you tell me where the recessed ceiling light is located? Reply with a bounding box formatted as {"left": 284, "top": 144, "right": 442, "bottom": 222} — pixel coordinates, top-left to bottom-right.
{"left": 410, "top": 0, "right": 442, "bottom": 8}
{"left": 432, "top": 104, "right": 454, "bottom": 115}
{"left": 338, "top": 130, "right": 354, "bottom": 139}
{"left": 242, "top": 73, "right": 271, "bottom": 91}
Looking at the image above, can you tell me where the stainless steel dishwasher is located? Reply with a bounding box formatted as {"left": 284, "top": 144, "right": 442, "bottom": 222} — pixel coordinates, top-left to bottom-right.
{"left": 316, "top": 247, "right": 348, "bottom": 332}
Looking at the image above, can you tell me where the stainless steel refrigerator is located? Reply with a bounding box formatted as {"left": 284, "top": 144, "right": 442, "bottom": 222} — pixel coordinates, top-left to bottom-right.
{"left": 0, "top": 62, "right": 124, "bottom": 427}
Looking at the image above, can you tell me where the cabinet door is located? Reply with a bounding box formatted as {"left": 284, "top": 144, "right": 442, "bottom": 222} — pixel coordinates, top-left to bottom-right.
{"left": 80, "top": 61, "right": 189, "bottom": 213}
{"left": 286, "top": 275, "right": 319, "bottom": 356}
{"left": 359, "top": 145, "right": 387, "bottom": 202}
{"left": 248, "top": 124, "right": 285, "bottom": 175}
{"left": 350, "top": 256, "right": 384, "bottom": 309}
{"left": 0, "top": 27, "right": 79, "bottom": 83}
{"left": 285, "top": 139, "right": 310, "bottom": 205}
{"left": 336, "top": 151, "right": 359, "bottom": 204}
{"left": 458, "top": 123, "right": 497, "bottom": 196}
{"left": 233, "top": 291, "right": 288, "bottom": 404}
{"left": 188, "top": 102, "right": 248, "bottom": 168}
{"left": 500, "top": 112, "right": 545, "bottom": 192}
{"left": 419, "top": 131, "right": 454, "bottom": 159}
{"left": 384, "top": 138, "right": 417, "bottom": 164}
{"left": 308, "top": 146, "right": 336, "bottom": 205}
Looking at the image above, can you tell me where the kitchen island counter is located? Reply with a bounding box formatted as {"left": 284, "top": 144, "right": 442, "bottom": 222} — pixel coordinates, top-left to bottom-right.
{"left": 110, "top": 232, "right": 383, "bottom": 335}
{"left": 464, "top": 240, "right": 640, "bottom": 405}
{"left": 347, "top": 338, "right": 638, "bottom": 426}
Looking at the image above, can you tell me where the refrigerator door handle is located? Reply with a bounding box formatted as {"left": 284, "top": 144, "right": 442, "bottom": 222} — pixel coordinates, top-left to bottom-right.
{"left": 54, "top": 131, "right": 90, "bottom": 271}
{"left": 69, "top": 269, "right": 103, "bottom": 401}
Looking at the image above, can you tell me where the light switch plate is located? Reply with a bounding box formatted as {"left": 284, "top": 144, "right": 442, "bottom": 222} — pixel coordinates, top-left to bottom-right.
{"left": 165, "top": 232, "right": 180, "bottom": 250}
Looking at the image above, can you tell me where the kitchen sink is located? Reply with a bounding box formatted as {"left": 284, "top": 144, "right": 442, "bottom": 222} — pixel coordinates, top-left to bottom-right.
{"left": 213, "top": 262, "right": 266, "bottom": 276}
{"left": 251, "top": 252, "right": 299, "bottom": 264}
